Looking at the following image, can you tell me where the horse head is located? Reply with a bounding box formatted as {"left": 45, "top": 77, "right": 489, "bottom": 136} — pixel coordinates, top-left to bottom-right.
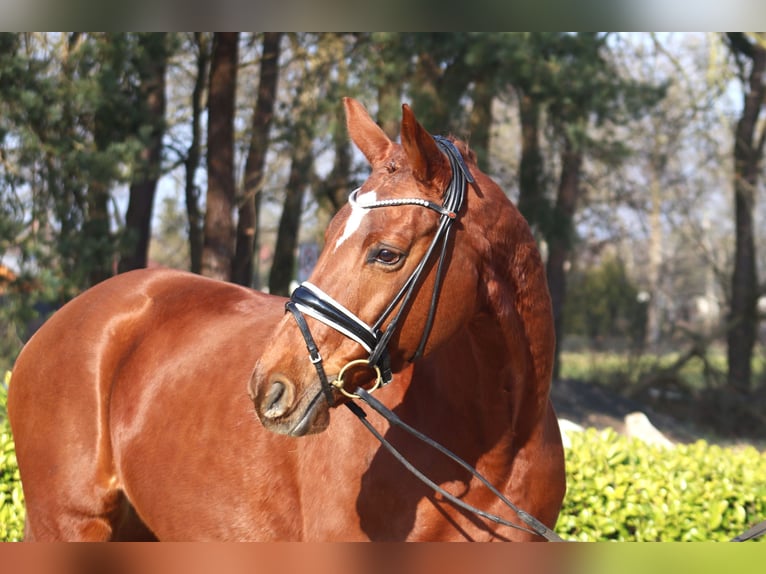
{"left": 250, "top": 98, "right": 488, "bottom": 436}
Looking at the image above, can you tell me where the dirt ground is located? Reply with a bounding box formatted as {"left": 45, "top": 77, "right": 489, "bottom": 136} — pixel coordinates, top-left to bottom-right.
{"left": 549, "top": 378, "right": 765, "bottom": 448}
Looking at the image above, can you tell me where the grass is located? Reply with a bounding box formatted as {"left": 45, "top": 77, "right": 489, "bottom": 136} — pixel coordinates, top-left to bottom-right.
{"left": 559, "top": 348, "right": 764, "bottom": 390}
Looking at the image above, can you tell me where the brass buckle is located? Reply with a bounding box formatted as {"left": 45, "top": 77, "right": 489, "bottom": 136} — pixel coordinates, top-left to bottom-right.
{"left": 332, "top": 359, "right": 383, "bottom": 399}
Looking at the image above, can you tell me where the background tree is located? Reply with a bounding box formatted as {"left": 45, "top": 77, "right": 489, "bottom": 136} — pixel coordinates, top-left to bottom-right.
{"left": 724, "top": 32, "right": 766, "bottom": 394}
{"left": 268, "top": 120, "right": 313, "bottom": 296}
{"left": 201, "top": 32, "right": 239, "bottom": 281}
{"left": 1, "top": 33, "right": 146, "bottom": 293}
{"left": 367, "top": 33, "right": 409, "bottom": 140}
{"left": 119, "top": 33, "right": 170, "bottom": 273}
{"left": 232, "top": 32, "right": 282, "bottom": 287}
{"left": 605, "top": 34, "right": 733, "bottom": 356}
{"left": 148, "top": 195, "right": 189, "bottom": 270}
{"left": 183, "top": 32, "right": 210, "bottom": 275}
{"left": 499, "top": 33, "right": 666, "bottom": 377}
{"left": 564, "top": 254, "right": 646, "bottom": 348}
{"left": 313, "top": 34, "right": 360, "bottom": 226}
{"left": 267, "top": 33, "right": 333, "bottom": 296}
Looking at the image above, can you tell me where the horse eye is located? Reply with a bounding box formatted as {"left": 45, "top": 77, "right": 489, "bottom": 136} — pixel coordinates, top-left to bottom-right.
{"left": 372, "top": 248, "right": 402, "bottom": 266}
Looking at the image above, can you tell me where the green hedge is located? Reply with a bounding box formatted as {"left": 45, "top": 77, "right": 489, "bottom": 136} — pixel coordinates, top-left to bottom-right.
{"left": 1, "top": 371, "right": 24, "bottom": 542}
{"left": 1, "top": 370, "right": 764, "bottom": 542}
{"left": 557, "top": 427, "right": 766, "bottom": 541}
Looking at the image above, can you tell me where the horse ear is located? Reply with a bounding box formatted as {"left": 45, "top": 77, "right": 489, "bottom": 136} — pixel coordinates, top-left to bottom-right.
{"left": 344, "top": 97, "right": 393, "bottom": 165}
{"left": 400, "top": 103, "right": 450, "bottom": 188}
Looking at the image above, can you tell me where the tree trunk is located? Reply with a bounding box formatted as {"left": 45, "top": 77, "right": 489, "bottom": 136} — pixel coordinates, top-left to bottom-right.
{"left": 119, "top": 33, "right": 167, "bottom": 273}
{"left": 323, "top": 106, "right": 352, "bottom": 214}
{"left": 185, "top": 32, "right": 210, "bottom": 275}
{"left": 378, "top": 80, "right": 401, "bottom": 141}
{"left": 726, "top": 33, "right": 766, "bottom": 393}
{"left": 317, "top": 54, "right": 352, "bottom": 220}
{"left": 546, "top": 135, "right": 583, "bottom": 380}
{"left": 202, "top": 32, "right": 239, "bottom": 281}
{"left": 84, "top": 180, "right": 113, "bottom": 286}
{"left": 232, "top": 32, "right": 282, "bottom": 287}
{"left": 468, "top": 75, "right": 493, "bottom": 172}
{"left": 645, "top": 143, "right": 665, "bottom": 351}
{"left": 269, "top": 129, "right": 313, "bottom": 296}
{"left": 515, "top": 90, "right": 548, "bottom": 236}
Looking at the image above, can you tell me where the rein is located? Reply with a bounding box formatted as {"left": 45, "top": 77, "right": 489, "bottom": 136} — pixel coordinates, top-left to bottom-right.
{"left": 345, "top": 391, "right": 766, "bottom": 542}
{"left": 731, "top": 519, "right": 766, "bottom": 542}
{"left": 346, "top": 388, "right": 566, "bottom": 542}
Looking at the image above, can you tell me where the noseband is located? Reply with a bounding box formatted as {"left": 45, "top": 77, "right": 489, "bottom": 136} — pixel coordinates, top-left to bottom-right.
{"left": 285, "top": 135, "right": 474, "bottom": 406}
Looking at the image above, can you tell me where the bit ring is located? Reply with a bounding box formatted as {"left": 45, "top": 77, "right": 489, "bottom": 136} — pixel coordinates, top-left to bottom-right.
{"left": 332, "top": 359, "right": 383, "bottom": 399}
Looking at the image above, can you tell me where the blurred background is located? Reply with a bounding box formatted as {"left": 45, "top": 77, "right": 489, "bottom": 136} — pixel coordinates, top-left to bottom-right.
{"left": 0, "top": 32, "right": 764, "bottom": 439}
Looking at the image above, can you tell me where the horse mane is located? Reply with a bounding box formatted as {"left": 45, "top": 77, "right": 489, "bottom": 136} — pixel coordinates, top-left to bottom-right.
{"left": 456, "top": 135, "right": 555, "bottom": 415}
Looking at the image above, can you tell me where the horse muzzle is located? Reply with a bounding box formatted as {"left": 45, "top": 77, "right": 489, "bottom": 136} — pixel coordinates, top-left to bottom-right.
{"left": 250, "top": 371, "right": 331, "bottom": 436}
{"left": 250, "top": 359, "right": 385, "bottom": 436}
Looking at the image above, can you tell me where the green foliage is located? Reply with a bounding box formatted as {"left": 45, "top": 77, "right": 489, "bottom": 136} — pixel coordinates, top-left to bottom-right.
{"left": 0, "top": 371, "right": 24, "bottom": 542}
{"left": 564, "top": 255, "right": 647, "bottom": 348}
{"left": 0, "top": 33, "right": 168, "bottom": 297}
{"left": 0, "top": 266, "right": 63, "bottom": 372}
{"left": 557, "top": 428, "right": 766, "bottom": 541}
{"left": 0, "top": 309, "right": 22, "bottom": 375}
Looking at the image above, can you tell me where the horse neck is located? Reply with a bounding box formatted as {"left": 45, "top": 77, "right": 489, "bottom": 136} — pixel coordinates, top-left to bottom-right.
{"left": 421, "top": 180, "right": 555, "bottom": 439}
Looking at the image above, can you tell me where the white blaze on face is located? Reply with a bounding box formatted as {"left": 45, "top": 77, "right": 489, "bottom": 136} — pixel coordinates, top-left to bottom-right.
{"left": 334, "top": 190, "right": 377, "bottom": 251}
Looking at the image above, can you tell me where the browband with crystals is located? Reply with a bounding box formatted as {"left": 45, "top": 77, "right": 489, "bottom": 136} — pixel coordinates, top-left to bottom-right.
{"left": 348, "top": 189, "right": 457, "bottom": 219}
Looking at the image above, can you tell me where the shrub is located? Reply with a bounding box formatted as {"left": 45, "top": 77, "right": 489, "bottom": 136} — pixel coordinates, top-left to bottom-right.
{"left": 557, "top": 427, "right": 766, "bottom": 541}
{"left": 563, "top": 255, "right": 647, "bottom": 348}
{"left": 0, "top": 371, "right": 24, "bottom": 541}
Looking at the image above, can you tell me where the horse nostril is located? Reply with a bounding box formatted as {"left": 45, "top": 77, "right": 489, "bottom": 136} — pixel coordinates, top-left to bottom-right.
{"left": 266, "top": 381, "right": 285, "bottom": 409}
{"left": 261, "top": 378, "right": 293, "bottom": 419}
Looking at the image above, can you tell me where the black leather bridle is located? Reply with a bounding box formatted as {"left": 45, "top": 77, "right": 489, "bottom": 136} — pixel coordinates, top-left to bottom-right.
{"left": 285, "top": 135, "right": 473, "bottom": 406}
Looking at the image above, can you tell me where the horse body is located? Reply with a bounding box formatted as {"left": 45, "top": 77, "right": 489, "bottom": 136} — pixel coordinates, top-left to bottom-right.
{"left": 9, "top": 98, "right": 565, "bottom": 541}
{"left": 9, "top": 269, "right": 278, "bottom": 540}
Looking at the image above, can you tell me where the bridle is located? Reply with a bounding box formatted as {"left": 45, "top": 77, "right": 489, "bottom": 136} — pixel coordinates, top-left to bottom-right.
{"left": 285, "top": 135, "right": 473, "bottom": 407}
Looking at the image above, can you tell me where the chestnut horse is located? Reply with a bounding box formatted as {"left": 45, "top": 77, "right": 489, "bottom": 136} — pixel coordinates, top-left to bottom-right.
{"left": 8, "top": 98, "right": 565, "bottom": 541}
